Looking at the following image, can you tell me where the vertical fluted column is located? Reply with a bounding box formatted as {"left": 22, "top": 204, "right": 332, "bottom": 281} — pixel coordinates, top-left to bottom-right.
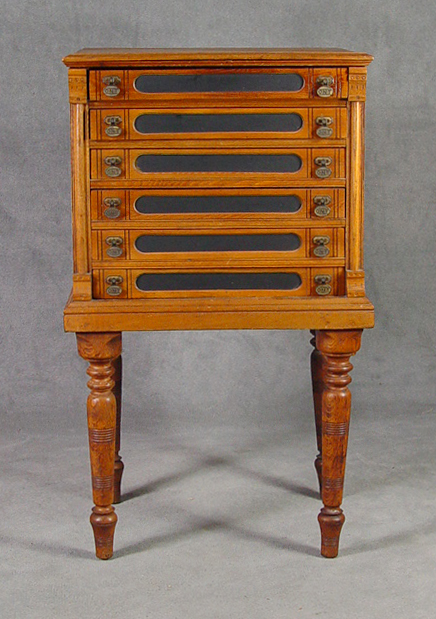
{"left": 77, "top": 332, "right": 122, "bottom": 560}
{"left": 316, "top": 329, "right": 362, "bottom": 558}
{"left": 310, "top": 330, "right": 324, "bottom": 495}
{"left": 112, "top": 351, "right": 124, "bottom": 504}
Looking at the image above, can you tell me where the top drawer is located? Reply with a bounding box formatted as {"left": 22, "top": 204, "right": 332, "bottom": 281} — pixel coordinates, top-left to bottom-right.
{"left": 89, "top": 68, "right": 348, "bottom": 105}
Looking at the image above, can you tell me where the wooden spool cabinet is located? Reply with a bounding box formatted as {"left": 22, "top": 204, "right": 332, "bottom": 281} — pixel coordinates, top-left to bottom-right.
{"left": 63, "top": 48, "right": 374, "bottom": 559}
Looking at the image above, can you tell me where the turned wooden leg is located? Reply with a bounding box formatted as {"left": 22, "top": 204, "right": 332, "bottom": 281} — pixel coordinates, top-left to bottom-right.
{"left": 316, "top": 329, "right": 362, "bottom": 558}
{"left": 77, "top": 332, "right": 122, "bottom": 560}
{"left": 310, "top": 330, "right": 324, "bottom": 495}
{"left": 112, "top": 351, "right": 124, "bottom": 504}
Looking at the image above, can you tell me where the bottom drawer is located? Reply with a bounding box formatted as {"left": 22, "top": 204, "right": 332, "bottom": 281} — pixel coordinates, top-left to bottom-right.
{"left": 92, "top": 268, "right": 345, "bottom": 299}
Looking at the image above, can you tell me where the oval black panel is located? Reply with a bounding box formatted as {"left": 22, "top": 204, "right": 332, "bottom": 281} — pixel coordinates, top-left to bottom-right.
{"left": 135, "top": 154, "right": 302, "bottom": 173}
{"left": 134, "top": 113, "right": 303, "bottom": 134}
{"left": 134, "top": 73, "right": 304, "bottom": 93}
{"left": 134, "top": 194, "right": 302, "bottom": 214}
{"left": 134, "top": 234, "right": 301, "bottom": 253}
{"left": 136, "top": 272, "right": 302, "bottom": 291}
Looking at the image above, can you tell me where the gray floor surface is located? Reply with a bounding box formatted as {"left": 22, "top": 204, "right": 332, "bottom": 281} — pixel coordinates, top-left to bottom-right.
{"left": 2, "top": 401, "right": 436, "bottom": 619}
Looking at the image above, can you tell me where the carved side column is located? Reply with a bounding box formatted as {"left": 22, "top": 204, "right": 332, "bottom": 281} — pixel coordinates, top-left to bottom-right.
{"left": 77, "top": 332, "right": 122, "bottom": 560}
{"left": 310, "top": 330, "right": 324, "bottom": 494}
{"left": 316, "top": 329, "right": 362, "bottom": 558}
{"left": 112, "top": 351, "right": 124, "bottom": 504}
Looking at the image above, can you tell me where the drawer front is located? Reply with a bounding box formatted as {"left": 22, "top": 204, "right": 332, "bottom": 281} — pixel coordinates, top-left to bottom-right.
{"left": 89, "top": 68, "right": 348, "bottom": 104}
{"left": 89, "top": 108, "right": 348, "bottom": 142}
{"left": 90, "top": 227, "right": 345, "bottom": 264}
{"left": 92, "top": 267, "right": 345, "bottom": 299}
{"left": 90, "top": 148, "right": 346, "bottom": 183}
{"left": 91, "top": 188, "right": 345, "bottom": 222}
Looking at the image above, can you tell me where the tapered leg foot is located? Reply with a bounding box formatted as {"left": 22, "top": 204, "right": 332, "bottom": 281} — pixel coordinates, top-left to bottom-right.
{"left": 316, "top": 329, "right": 362, "bottom": 558}
{"left": 310, "top": 330, "right": 324, "bottom": 496}
{"left": 318, "top": 507, "right": 345, "bottom": 558}
{"left": 77, "top": 332, "right": 122, "bottom": 560}
{"left": 91, "top": 506, "right": 118, "bottom": 559}
{"left": 112, "top": 352, "right": 124, "bottom": 504}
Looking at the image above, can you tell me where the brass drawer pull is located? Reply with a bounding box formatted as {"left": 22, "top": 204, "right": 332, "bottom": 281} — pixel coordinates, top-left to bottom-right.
{"left": 104, "top": 156, "right": 122, "bottom": 178}
{"left": 103, "top": 197, "right": 121, "bottom": 219}
{"left": 314, "top": 274, "right": 332, "bottom": 295}
{"left": 315, "top": 116, "right": 334, "bottom": 138}
{"left": 106, "top": 275, "right": 124, "bottom": 285}
{"left": 102, "top": 76, "right": 121, "bottom": 97}
{"left": 316, "top": 76, "right": 334, "bottom": 98}
{"left": 104, "top": 115, "right": 122, "bottom": 137}
{"left": 313, "top": 195, "right": 332, "bottom": 217}
{"left": 106, "top": 275, "right": 124, "bottom": 297}
{"left": 314, "top": 156, "right": 332, "bottom": 179}
{"left": 313, "top": 235, "right": 331, "bottom": 258}
{"left": 106, "top": 236, "right": 123, "bottom": 258}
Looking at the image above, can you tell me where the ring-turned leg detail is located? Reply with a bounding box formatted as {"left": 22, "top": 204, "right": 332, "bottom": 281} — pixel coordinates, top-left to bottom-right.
{"left": 310, "top": 330, "right": 324, "bottom": 495}
{"left": 316, "top": 329, "right": 362, "bottom": 558}
{"left": 77, "top": 332, "right": 122, "bottom": 560}
{"left": 112, "top": 352, "right": 124, "bottom": 504}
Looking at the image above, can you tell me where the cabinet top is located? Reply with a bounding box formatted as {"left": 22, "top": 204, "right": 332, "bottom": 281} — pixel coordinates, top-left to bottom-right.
{"left": 63, "top": 47, "right": 374, "bottom": 68}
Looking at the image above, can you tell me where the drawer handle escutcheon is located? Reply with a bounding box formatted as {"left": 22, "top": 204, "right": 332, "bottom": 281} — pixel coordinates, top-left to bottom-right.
{"left": 315, "top": 116, "right": 334, "bottom": 138}
{"left": 103, "top": 197, "right": 122, "bottom": 219}
{"left": 316, "top": 76, "right": 334, "bottom": 98}
{"left": 314, "top": 156, "right": 332, "bottom": 179}
{"left": 313, "top": 195, "right": 332, "bottom": 217}
{"left": 106, "top": 285, "right": 123, "bottom": 296}
{"left": 106, "top": 236, "right": 123, "bottom": 258}
{"left": 104, "top": 115, "right": 122, "bottom": 137}
{"left": 313, "top": 236, "right": 331, "bottom": 258}
{"left": 102, "top": 76, "right": 121, "bottom": 97}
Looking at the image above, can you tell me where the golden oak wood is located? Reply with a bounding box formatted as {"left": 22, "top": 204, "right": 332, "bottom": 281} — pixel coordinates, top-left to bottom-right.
{"left": 63, "top": 48, "right": 373, "bottom": 68}
{"left": 64, "top": 48, "right": 374, "bottom": 560}
{"left": 316, "top": 329, "right": 362, "bottom": 557}
{"left": 76, "top": 332, "right": 122, "bottom": 559}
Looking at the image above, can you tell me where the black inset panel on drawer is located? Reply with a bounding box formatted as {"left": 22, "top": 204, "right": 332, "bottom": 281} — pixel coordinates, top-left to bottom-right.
{"left": 135, "top": 154, "right": 302, "bottom": 173}
{"left": 135, "top": 194, "right": 302, "bottom": 214}
{"left": 134, "top": 73, "right": 304, "bottom": 93}
{"left": 134, "top": 113, "right": 303, "bottom": 134}
{"left": 136, "top": 272, "right": 302, "bottom": 291}
{"left": 135, "top": 233, "right": 301, "bottom": 253}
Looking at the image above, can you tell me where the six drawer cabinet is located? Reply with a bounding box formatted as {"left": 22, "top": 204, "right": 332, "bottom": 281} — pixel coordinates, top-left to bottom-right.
{"left": 63, "top": 48, "right": 374, "bottom": 560}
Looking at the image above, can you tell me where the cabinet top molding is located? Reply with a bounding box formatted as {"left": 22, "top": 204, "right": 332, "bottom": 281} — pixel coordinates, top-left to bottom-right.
{"left": 63, "top": 48, "right": 374, "bottom": 68}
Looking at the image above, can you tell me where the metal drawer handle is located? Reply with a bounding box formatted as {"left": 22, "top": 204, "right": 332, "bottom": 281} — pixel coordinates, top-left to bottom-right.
{"left": 316, "top": 76, "right": 334, "bottom": 98}
{"left": 313, "top": 195, "right": 332, "bottom": 217}
{"left": 315, "top": 116, "right": 334, "bottom": 138}
{"left": 104, "top": 156, "right": 122, "bottom": 177}
{"left": 104, "top": 115, "right": 122, "bottom": 137}
{"left": 313, "top": 235, "right": 331, "bottom": 258}
{"left": 104, "top": 116, "right": 122, "bottom": 126}
{"left": 104, "top": 156, "right": 122, "bottom": 166}
{"left": 106, "top": 276, "right": 124, "bottom": 285}
{"left": 102, "top": 76, "right": 121, "bottom": 97}
{"left": 314, "top": 274, "right": 332, "bottom": 295}
{"left": 106, "top": 236, "right": 123, "bottom": 258}
{"left": 105, "top": 275, "right": 124, "bottom": 296}
{"left": 103, "top": 197, "right": 122, "bottom": 219}
{"left": 314, "top": 156, "right": 332, "bottom": 179}
{"left": 314, "top": 274, "right": 332, "bottom": 284}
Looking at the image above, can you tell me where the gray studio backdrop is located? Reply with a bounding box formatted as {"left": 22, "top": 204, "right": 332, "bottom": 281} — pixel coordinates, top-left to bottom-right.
{"left": 1, "top": 0, "right": 435, "bottom": 437}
